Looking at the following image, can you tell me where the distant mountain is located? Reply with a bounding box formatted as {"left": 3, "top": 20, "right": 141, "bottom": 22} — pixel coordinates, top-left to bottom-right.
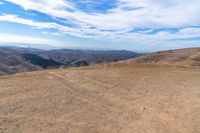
{"left": 0, "top": 47, "right": 142, "bottom": 75}
{"left": 37, "top": 49, "right": 141, "bottom": 67}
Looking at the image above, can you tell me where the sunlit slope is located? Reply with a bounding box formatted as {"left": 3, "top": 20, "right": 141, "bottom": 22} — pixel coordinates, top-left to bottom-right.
{"left": 130, "top": 48, "right": 200, "bottom": 67}
{"left": 0, "top": 62, "right": 200, "bottom": 133}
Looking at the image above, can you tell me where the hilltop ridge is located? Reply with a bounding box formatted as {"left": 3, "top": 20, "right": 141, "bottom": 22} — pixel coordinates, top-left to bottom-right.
{"left": 132, "top": 48, "right": 200, "bottom": 67}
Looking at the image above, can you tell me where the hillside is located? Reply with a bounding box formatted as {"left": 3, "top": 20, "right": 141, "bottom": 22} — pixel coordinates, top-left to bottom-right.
{"left": 131, "top": 48, "right": 200, "bottom": 67}
{"left": 0, "top": 48, "right": 200, "bottom": 133}
{"left": 37, "top": 49, "right": 141, "bottom": 66}
{"left": 0, "top": 47, "right": 141, "bottom": 75}
{"left": 0, "top": 48, "right": 41, "bottom": 75}
{"left": 22, "top": 53, "right": 62, "bottom": 69}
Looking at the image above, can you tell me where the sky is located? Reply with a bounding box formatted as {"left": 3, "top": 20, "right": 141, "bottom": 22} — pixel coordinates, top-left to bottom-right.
{"left": 0, "top": 0, "right": 200, "bottom": 52}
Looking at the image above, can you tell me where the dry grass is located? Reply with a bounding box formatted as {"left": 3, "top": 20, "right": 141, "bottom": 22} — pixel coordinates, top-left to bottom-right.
{"left": 0, "top": 63, "right": 200, "bottom": 133}
{"left": 131, "top": 48, "right": 200, "bottom": 67}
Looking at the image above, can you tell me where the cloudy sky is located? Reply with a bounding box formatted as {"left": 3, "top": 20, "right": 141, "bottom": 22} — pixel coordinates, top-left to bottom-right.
{"left": 0, "top": 0, "right": 200, "bottom": 51}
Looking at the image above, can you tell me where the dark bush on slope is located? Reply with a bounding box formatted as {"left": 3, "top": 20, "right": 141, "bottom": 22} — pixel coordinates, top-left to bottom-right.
{"left": 22, "top": 53, "right": 63, "bottom": 69}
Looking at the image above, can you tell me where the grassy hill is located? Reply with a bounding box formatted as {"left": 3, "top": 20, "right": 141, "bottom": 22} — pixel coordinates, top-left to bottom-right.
{"left": 131, "top": 48, "right": 200, "bottom": 67}
{"left": 0, "top": 47, "right": 200, "bottom": 132}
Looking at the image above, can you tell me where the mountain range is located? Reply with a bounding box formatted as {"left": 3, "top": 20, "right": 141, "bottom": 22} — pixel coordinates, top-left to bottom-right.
{"left": 0, "top": 47, "right": 142, "bottom": 75}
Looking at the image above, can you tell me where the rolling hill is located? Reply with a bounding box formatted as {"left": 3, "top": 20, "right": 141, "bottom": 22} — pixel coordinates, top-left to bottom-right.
{"left": 0, "top": 48, "right": 41, "bottom": 75}
{"left": 37, "top": 49, "right": 141, "bottom": 66}
{"left": 131, "top": 48, "right": 200, "bottom": 67}
{"left": 0, "top": 48, "right": 200, "bottom": 133}
{"left": 0, "top": 47, "right": 141, "bottom": 75}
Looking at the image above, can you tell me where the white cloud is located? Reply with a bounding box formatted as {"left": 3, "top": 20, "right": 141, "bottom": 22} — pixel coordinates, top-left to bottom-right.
{"left": 1, "top": 0, "right": 200, "bottom": 46}
{"left": 42, "top": 31, "right": 63, "bottom": 36}
{"left": 0, "top": 2, "right": 4, "bottom": 5}
{"left": 0, "top": 14, "right": 200, "bottom": 44}
{"left": 4, "top": 0, "right": 200, "bottom": 30}
{"left": 0, "top": 33, "right": 56, "bottom": 45}
{"left": 0, "top": 14, "right": 107, "bottom": 39}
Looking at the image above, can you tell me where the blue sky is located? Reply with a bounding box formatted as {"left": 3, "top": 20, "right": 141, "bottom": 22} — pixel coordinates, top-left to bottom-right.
{"left": 0, "top": 0, "right": 200, "bottom": 52}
